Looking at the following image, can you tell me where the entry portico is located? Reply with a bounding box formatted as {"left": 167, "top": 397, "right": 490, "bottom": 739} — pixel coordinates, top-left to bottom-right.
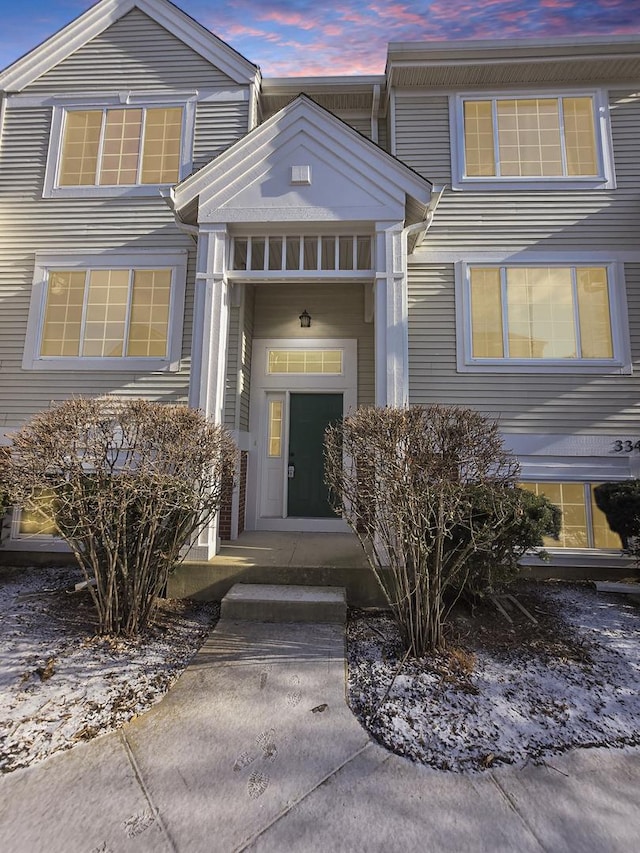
{"left": 172, "top": 95, "right": 432, "bottom": 558}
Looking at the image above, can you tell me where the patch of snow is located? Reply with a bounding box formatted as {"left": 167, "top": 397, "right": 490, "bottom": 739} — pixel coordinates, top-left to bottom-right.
{"left": 348, "top": 584, "right": 640, "bottom": 771}
{"left": 0, "top": 565, "right": 217, "bottom": 773}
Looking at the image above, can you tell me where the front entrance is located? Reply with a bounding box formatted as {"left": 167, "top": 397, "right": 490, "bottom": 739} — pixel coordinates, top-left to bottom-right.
{"left": 247, "top": 338, "right": 357, "bottom": 532}
{"left": 287, "top": 393, "right": 343, "bottom": 517}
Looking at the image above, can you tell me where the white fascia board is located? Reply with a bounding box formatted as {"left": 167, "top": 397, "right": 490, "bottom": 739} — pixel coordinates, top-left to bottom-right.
{"left": 0, "top": 0, "right": 258, "bottom": 93}
{"left": 174, "top": 96, "right": 431, "bottom": 213}
{"left": 387, "top": 35, "right": 640, "bottom": 63}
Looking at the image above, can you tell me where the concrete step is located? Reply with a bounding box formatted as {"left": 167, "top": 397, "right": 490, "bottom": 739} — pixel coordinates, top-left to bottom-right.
{"left": 220, "top": 583, "right": 347, "bottom": 623}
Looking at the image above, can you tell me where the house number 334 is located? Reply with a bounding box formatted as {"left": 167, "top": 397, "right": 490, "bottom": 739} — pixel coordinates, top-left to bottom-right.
{"left": 613, "top": 440, "right": 640, "bottom": 452}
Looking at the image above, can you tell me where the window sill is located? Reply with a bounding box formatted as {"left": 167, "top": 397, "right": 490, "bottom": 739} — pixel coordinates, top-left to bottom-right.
{"left": 22, "top": 357, "right": 180, "bottom": 372}
{"left": 458, "top": 360, "right": 631, "bottom": 376}
{"left": 44, "top": 184, "right": 178, "bottom": 200}
{"left": 452, "top": 175, "right": 614, "bottom": 192}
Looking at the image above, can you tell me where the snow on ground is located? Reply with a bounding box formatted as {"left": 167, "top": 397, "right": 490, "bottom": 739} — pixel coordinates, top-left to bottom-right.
{"left": 348, "top": 583, "right": 640, "bottom": 771}
{"left": 0, "top": 564, "right": 217, "bottom": 773}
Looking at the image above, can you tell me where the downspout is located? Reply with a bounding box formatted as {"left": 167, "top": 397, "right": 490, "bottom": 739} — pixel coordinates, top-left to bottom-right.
{"left": 160, "top": 187, "right": 199, "bottom": 242}
{"left": 403, "top": 185, "right": 446, "bottom": 252}
{"left": 370, "top": 84, "right": 380, "bottom": 144}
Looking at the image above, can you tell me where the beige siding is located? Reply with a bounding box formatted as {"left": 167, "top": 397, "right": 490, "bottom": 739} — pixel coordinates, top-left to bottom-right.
{"left": 0, "top": 103, "right": 194, "bottom": 428}
{"left": 341, "top": 115, "right": 371, "bottom": 139}
{"left": 24, "top": 10, "right": 235, "bottom": 93}
{"left": 395, "top": 89, "right": 640, "bottom": 251}
{"left": 408, "top": 261, "right": 640, "bottom": 433}
{"left": 224, "top": 307, "right": 240, "bottom": 429}
{"left": 239, "top": 288, "right": 255, "bottom": 432}
{"left": 377, "top": 117, "right": 389, "bottom": 152}
{"left": 252, "top": 283, "right": 374, "bottom": 406}
{"left": 193, "top": 101, "right": 249, "bottom": 172}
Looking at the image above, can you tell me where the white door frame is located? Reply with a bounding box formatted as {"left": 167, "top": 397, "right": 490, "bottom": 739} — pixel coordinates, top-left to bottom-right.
{"left": 247, "top": 338, "right": 357, "bottom": 532}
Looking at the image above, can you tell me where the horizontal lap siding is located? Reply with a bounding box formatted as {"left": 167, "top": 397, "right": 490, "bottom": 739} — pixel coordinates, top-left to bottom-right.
{"left": 398, "top": 87, "right": 640, "bottom": 432}
{"left": 395, "top": 90, "right": 640, "bottom": 251}
{"left": 193, "top": 101, "right": 249, "bottom": 171}
{"left": 239, "top": 289, "right": 254, "bottom": 432}
{"left": 224, "top": 308, "right": 240, "bottom": 429}
{"left": 0, "top": 12, "right": 254, "bottom": 430}
{"left": 252, "top": 283, "right": 374, "bottom": 406}
{"left": 0, "top": 106, "right": 193, "bottom": 428}
{"left": 24, "top": 10, "right": 234, "bottom": 93}
{"left": 408, "top": 262, "right": 640, "bottom": 433}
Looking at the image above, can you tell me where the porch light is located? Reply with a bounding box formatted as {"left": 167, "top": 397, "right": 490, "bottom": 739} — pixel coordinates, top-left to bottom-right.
{"left": 299, "top": 309, "right": 311, "bottom": 328}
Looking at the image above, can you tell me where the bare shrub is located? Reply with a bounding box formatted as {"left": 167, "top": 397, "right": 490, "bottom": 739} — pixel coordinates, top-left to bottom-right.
{"left": 2, "top": 398, "right": 237, "bottom": 636}
{"left": 324, "top": 405, "right": 521, "bottom": 655}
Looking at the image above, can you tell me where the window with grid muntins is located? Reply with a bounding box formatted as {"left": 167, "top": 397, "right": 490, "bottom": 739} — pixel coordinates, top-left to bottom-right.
{"left": 521, "top": 482, "right": 621, "bottom": 549}
{"left": 58, "top": 107, "right": 183, "bottom": 187}
{"left": 40, "top": 268, "right": 172, "bottom": 358}
{"left": 462, "top": 96, "right": 598, "bottom": 179}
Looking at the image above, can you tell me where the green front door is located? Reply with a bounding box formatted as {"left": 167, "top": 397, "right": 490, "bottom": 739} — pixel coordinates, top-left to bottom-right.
{"left": 287, "top": 393, "right": 343, "bottom": 518}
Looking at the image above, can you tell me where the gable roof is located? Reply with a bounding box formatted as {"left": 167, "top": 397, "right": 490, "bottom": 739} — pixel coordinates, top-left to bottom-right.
{"left": 172, "top": 94, "right": 432, "bottom": 227}
{"left": 0, "top": 0, "right": 259, "bottom": 92}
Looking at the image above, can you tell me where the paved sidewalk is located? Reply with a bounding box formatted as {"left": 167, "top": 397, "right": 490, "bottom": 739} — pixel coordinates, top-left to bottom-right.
{"left": 1, "top": 617, "right": 639, "bottom": 853}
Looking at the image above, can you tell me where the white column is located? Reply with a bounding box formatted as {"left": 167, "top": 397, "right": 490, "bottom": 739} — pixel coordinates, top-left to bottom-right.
{"left": 374, "top": 221, "right": 409, "bottom": 408}
{"left": 188, "top": 224, "right": 231, "bottom": 559}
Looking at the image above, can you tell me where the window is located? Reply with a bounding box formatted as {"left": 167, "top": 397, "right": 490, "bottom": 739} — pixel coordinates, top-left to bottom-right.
{"left": 521, "top": 482, "right": 621, "bottom": 550}
{"left": 24, "top": 253, "right": 186, "bottom": 371}
{"left": 452, "top": 91, "right": 614, "bottom": 189}
{"left": 44, "top": 98, "right": 195, "bottom": 197}
{"left": 458, "top": 262, "right": 630, "bottom": 373}
{"left": 14, "top": 488, "right": 60, "bottom": 539}
{"left": 267, "top": 349, "right": 343, "bottom": 375}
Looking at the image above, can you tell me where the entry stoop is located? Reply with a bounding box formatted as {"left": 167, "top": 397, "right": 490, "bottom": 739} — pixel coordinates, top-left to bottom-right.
{"left": 220, "top": 583, "right": 347, "bottom": 623}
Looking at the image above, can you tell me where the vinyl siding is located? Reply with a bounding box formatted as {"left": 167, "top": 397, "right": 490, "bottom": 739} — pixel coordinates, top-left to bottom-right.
{"left": 252, "top": 283, "right": 374, "bottom": 407}
{"left": 394, "top": 88, "right": 640, "bottom": 251}
{"left": 0, "top": 105, "right": 194, "bottom": 428}
{"left": 223, "top": 285, "right": 254, "bottom": 432}
{"left": 408, "top": 261, "right": 640, "bottom": 433}
{"left": 239, "top": 288, "right": 255, "bottom": 432}
{"left": 24, "top": 9, "right": 236, "bottom": 93}
{"left": 193, "top": 100, "right": 249, "bottom": 172}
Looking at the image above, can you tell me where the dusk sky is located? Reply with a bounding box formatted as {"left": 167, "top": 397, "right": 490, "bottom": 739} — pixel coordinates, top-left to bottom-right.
{"left": 1, "top": 0, "right": 639, "bottom": 77}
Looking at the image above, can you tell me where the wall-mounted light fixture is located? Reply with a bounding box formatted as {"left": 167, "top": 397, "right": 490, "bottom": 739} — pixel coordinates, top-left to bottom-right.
{"left": 299, "top": 309, "right": 311, "bottom": 328}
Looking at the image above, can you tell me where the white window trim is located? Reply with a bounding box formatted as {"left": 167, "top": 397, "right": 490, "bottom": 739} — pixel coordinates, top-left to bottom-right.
{"left": 23, "top": 251, "right": 187, "bottom": 372}
{"left": 43, "top": 94, "right": 197, "bottom": 199}
{"left": 450, "top": 88, "right": 616, "bottom": 191}
{"left": 519, "top": 479, "right": 623, "bottom": 553}
{"left": 455, "top": 259, "right": 631, "bottom": 374}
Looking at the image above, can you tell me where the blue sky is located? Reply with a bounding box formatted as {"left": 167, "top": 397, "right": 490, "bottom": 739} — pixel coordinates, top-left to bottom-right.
{"left": 1, "top": 0, "right": 639, "bottom": 76}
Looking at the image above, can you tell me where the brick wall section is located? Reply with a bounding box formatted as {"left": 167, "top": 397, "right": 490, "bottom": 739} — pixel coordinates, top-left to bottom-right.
{"left": 218, "top": 474, "right": 233, "bottom": 541}
{"left": 218, "top": 450, "right": 248, "bottom": 541}
{"left": 238, "top": 451, "right": 248, "bottom": 535}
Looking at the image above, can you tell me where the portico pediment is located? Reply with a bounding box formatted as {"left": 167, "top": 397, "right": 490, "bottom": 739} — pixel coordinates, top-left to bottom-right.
{"left": 173, "top": 95, "right": 431, "bottom": 226}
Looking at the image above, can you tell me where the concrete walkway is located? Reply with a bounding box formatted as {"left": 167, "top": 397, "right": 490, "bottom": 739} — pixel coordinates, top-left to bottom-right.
{"left": 1, "top": 615, "right": 639, "bottom": 853}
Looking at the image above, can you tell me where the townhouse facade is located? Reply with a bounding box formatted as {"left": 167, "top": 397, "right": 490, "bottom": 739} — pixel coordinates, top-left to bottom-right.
{"left": 1, "top": 0, "right": 639, "bottom": 567}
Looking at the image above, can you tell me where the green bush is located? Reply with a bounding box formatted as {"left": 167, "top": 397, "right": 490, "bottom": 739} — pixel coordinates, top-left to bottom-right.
{"left": 593, "top": 481, "right": 640, "bottom": 551}
{"left": 449, "top": 485, "right": 562, "bottom": 597}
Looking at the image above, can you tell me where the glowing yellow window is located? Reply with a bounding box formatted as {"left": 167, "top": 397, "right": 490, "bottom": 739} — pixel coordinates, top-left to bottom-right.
{"left": 267, "top": 350, "right": 343, "bottom": 374}
{"left": 19, "top": 489, "right": 60, "bottom": 537}
{"left": 469, "top": 265, "right": 613, "bottom": 361}
{"left": 268, "top": 400, "right": 283, "bottom": 457}
{"left": 520, "top": 482, "right": 621, "bottom": 550}
{"left": 39, "top": 267, "right": 172, "bottom": 359}
{"left": 58, "top": 107, "right": 182, "bottom": 187}
{"left": 462, "top": 96, "right": 598, "bottom": 179}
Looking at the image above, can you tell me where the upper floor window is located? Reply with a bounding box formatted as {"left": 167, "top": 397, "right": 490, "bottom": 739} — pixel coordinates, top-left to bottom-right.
{"left": 23, "top": 252, "right": 187, "bottom": 371}
{"left": 452, "top": 91, "right": 614, "bottom": 190}
{"left": 59, "top": 107, "right": 183, "bottom": 187}
{"left": 44, "top": 97, "right": 195, "bottom": 198}
{"left": 456, "top": 261, "right": 631, "bottom": 374}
